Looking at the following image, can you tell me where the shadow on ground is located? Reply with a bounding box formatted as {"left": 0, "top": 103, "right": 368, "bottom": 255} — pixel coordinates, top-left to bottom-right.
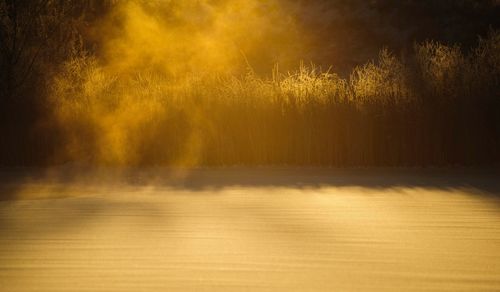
{"left": 1, "top": 167, "right": 499, "bottom": 200}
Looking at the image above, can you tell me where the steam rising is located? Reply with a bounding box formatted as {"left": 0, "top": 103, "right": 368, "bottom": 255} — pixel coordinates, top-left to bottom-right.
{"left": 95, "top": 0, "right": 303, "bottom": 75}
{"left": 50, "top": 0, "right": 305, "bottom": 165}
{"left": 48, "top": 1, "right": 499, "bottom": 167}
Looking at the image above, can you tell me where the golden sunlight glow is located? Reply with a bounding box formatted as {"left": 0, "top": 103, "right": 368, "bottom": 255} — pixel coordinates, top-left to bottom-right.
{"left": 2, "top": 1, "right": 499, "bottom": 291}
{"left": 2, "top": 174, "right": 500, "bottom": 291}
{"left": 50, "top": 0, "right": 307, "bottom": 165}
{"left": 46, "top": 1, "right": 499, "bottom": 166}
{"left": 97, "top": 0, "right": 302, "bottom": 75}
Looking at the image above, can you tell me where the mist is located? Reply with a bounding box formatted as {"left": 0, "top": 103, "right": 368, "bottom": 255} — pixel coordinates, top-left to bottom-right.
{"left": 2, "top": 2, "right": 500, "bottom": 291}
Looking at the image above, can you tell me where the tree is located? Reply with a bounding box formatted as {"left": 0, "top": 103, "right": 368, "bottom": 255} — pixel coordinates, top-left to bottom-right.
{"left": 0, "top": 0, "right": 116, "bottom": 102}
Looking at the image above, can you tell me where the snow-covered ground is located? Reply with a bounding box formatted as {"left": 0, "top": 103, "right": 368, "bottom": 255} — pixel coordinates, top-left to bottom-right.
{"left": 1, "top": 168, "right": 499, "bottom": 291}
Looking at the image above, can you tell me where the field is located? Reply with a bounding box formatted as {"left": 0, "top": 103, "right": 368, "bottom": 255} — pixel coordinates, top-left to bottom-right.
{"left": 1, "top": 168, "right": 499, "bottom": 291}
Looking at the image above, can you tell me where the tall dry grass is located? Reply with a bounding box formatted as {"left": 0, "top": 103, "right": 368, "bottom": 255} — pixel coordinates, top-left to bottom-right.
{"left": 38, "top": 31, "right": 500, "bottom": 166}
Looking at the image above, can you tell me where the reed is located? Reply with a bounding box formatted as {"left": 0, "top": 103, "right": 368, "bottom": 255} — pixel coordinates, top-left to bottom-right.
{"left": 10, "top": 31, "right": 500, "bottom": 166}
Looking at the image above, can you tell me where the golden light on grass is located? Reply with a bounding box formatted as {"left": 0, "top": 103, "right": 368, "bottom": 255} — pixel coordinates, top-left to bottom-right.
{"left": 46, "top": 1, "right": 500, "bottom": 167}
{"left": 1, "top": 1, "right": 500, "bottom": 291}
{"left": 49, "top": 0, "right": 308, "bottom": 166}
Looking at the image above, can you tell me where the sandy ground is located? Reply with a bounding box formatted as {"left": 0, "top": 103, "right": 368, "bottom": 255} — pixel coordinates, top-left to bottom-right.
{"left": 0, "top": 168, "right": 499, "bottom": 291}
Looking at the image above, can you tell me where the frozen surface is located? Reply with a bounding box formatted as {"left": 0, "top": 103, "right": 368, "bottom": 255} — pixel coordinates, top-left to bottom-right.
{"left": 1, "top": 168, "right": 499, "bottom": 291}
